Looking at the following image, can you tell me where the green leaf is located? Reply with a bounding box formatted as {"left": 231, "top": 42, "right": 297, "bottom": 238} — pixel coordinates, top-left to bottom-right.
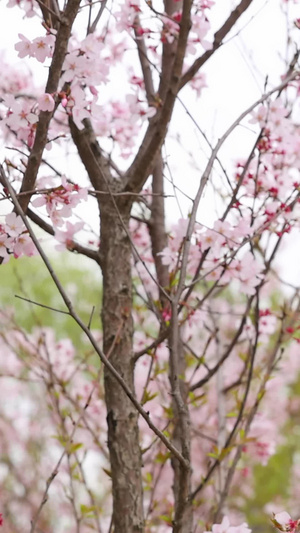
{"left": 141, "top": 390, "right": 158, "bottom": 406}
{"left": 80, "top": 504, "right": 97, "bottom": 516}
{"left": 68, "top": 442, "right": 84, "bottom": 454}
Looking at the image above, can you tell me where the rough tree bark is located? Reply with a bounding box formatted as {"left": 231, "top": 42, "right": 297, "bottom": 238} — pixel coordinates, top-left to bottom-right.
{"left": 68, "top": 119, "right": 146, "bottom": 530}
{"left": 100, "top": 201, "right": 144, "bottom": 532}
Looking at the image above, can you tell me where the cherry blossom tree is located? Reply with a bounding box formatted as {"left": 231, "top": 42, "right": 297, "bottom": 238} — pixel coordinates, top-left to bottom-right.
{"left": 1, "top": 0, "right": 300, "bottom": 532}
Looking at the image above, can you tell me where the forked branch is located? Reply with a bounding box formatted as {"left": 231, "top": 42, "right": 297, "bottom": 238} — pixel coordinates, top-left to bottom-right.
{"left": 1, "top": 166, "right": 189, "bottom": 471}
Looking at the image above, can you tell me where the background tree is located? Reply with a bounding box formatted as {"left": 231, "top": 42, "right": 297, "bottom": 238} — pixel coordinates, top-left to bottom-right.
{"left": 1, "top": 1, "right": 300, "bottom": 532}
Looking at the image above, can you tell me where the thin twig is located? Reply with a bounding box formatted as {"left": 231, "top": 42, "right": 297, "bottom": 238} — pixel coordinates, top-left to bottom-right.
{"left": 175, "top": 70, "right": 299, "bottom": 313}
{"left": 89, "top": 0, "right": 108, "bottom": 34}
{"left": 87, "top": 305, "right": 95, "bottom": 330}
{"left": 30, "top": 385, "right": 96, "bottom": 532}
{"left": 1, "top": 166, "right": 189, "bottom": 470}
{"left": 35, "top": 0, "right": 62, "bottom": 21}
{"left": 15, "top": 295, "right": 70, "bottom": 315}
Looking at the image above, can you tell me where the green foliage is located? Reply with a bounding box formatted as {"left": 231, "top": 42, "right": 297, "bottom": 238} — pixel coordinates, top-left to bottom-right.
{"left": 243, "top": 445, "right": 294, "bottom": 533}
{"left": 255, "top": 446, "right": 293, "bottom": 501}
{"left": 244, "top": 356, "right": 300, "bottom": 526}
{"left": 233, "top": 368, "right": 300, "bottom": 531}
{"left": 0, "top": 253, "right": 102, "bottom": 349}
{"left": 141, "top": 389, "right": 158, "bottom": 406}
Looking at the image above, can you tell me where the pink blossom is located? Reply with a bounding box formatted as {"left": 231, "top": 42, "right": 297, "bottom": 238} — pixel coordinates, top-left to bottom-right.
{"left": 204, "top": 516, "right": 252, "bottom": 533}
{"left": 198, "top": 228, "right": 222, "bottom": 252}
{"left": 259, "top": 311, "right": 277, "bottom": 336}
{"left": 15, "top": 34, "right": 33, "bottom": 58}
{"left": 67, "top": 85, "right": 90, "bottom": 129}
{"left": 13, "top": 233, "right": 36, "bottom": 258}
{"left": 199, "top": 0, "right": 214, "bottom": 7}
{"left": 245, "top": 415, "right": 277, "bottom": 466}
{"left": 32, "top": 177, "right": 88, "bottom": 226}
{"left": 231, "top": 218, "right": 254, "bottom": 240}
{"left": 275, "top": 512, "right": 293, "bottom": 527}
{"left": 189, "top": 72, "right": 208, "bottom": 97}
{"left": 15, "top": 33, "right": 55, "bottom": 63}
{"left": 5, "top": 97, "right": 38, "bottom": 130}
{"left": 0, "top": 234, "right": 12, "bottom": 262}
{"left": 162, "top": 308, "right": 172, "bottom": 323}
{"left": 38, "top": 93, "right": 55, "bottom": 112}
{"left": 191, "top": 11, "right": 211, "bottom": 43}
{"left": 55, "top": 221, "right": 84, "bottom": 250}
{"left": 238, "top": 252, "right": 264, "bottom": 280}
{"left": 32, "top": 34, "right": 55, "bottom": 62}
{"left": 249, "top": 104, "right": 268, "bottom": 126}
{"left": 273, "top": 512, "right": 300, "bottom": 532}
{"left": 161, "top": 15, "right": 180, "bottom": 43}
{"left": 5, "top": 212, "right": 24, "bottom": 238}
{"left": 158, "top": 246, "right": 179, "bottom": 271}
{"left": 80, "top": 33, "right": 104, "bottom": 56}
{"left": 61, "top": 52, "right": 87, "bottom": 83}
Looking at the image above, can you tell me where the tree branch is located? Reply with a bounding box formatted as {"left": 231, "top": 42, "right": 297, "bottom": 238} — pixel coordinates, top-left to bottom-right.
{"left": 173, "top": 70, "right": 298, "bottom": 311}
{"left": 69, "top": 117, "right": 113, "bottom": 195}
{"left": 134, "top": 16, "right": 156, "bottom": 103}
{"left": 36, "top": 0, "right": 61, "bottom": 27}
{"left": 1, "top": 166, "right": 189, "bottom": 471}
{"left": 179, "top": 0, "right": 254, "bottom": 90}
{"left": 189, "top": 296, "right": 253, "bottom": 391}
{"left": 88, "top": 0, "right": 108, "bottom": 34}
{"left": 18, "top": 0, "right": 82, "bottom": 213}
{"left": 27, "top": 208, "right": 102, "bottom": 264}
{"left": 124, "top": 0, "right": 193, "bottom": 194}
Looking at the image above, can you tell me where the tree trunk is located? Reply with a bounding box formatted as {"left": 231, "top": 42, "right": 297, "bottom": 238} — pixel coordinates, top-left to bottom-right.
{"left": 100, "top": 202, "right": 144, "bottom": 533}
{"left": 170, "top": 328, "right": 193, "bottom": 533}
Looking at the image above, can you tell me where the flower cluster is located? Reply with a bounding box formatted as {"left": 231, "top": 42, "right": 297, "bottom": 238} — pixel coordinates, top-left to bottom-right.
{"left": 204, "top": 516, "right": 251, "bottom": 533}
{"left": 15, "top": 32, "right": 56, "bottom": 63}
{"left": 2, "top": 94, "right": 38, "bottom": 148}
{"left": 32, "top": 176, "right": 88, "bottom": 227}
{"left": 15, "top": 33, "right": 55, "bottom": 63}
{"left": 205, "top": 514, "right": 300, "bottom": 533}
{"left": 159, "top": 217, "right": 264, "bottom": 295}
{"left": 272, "top": 512, "right": 300, "bottom": 533}
{"left": 0, "top": 213, "right": 35, "bottom": 262}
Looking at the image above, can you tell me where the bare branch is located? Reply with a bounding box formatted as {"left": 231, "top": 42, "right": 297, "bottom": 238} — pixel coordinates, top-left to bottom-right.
{"left": 134, "top": 16, "right": 156, "bottom": 102}
{"left": 189, "top": 297, "right": 253, "bottom": 391}
{"left": 15, "top": 295, "right": 71, "bottom": 315}
{"left": 88, "top": 0, "right": 108, "bottom": 34}
{"left": 36, "top": 0, "right": 62, "bottom": 26}
{"left": 30, "top": 383, "right": 96, "bottom": 532}
{"left": 179, "top": 0, "right": 254, "bottom": 90}
{"left": 149, "top": 158, "right": 170, "bottom": 305}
